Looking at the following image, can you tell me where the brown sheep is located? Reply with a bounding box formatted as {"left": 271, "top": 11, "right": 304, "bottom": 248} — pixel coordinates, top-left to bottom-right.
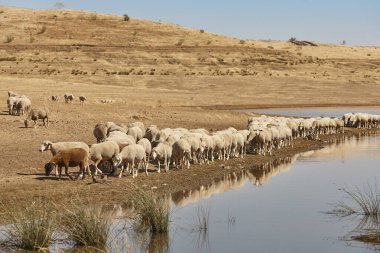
{"left": 45, "top": 148, "right": 88, "bottom": 180}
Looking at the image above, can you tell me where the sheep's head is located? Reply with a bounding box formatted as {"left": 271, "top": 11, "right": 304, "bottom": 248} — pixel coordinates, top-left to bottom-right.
{"left": 151, "top": 149, "right": 158, "bottom": 160}
{"left": 44, "top": 162, "right": 54, "bottom": 176}
{"left": 40, "top": 141, "right": 52, "bottom": 152}
{"left": 112, "top": 155, "right": 122, "bottom": 167}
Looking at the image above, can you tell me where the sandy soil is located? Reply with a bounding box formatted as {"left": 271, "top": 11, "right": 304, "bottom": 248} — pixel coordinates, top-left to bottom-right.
{"left": 0, "top": 7, "right": 379, "bottom": 221}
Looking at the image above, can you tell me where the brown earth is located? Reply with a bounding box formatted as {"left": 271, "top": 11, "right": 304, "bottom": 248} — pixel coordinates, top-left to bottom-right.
{"left": 0, "top": 7, "right": 380, "bottom": 221}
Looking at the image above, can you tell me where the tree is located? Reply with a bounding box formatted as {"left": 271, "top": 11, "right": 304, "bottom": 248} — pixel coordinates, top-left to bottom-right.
{"left": 53, "top": 2, "right": 65, "bottom": 9}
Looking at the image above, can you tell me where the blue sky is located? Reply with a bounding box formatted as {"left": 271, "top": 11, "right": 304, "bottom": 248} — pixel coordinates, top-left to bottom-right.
{"left": 1, "top": 0, "right": 379, "bottom": 46}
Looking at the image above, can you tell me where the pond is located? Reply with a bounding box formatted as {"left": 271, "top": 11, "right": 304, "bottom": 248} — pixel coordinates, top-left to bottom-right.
{"left": 237, "top": 106, "right": 380, "bottom": 118}
{"left": 2, "top": 134, "right": 380, "bottom": 252}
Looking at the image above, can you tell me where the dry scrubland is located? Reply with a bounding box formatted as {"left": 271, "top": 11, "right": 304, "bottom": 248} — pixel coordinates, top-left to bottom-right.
{"left": 0, "top": 7, "right": 380, "bottom": 212}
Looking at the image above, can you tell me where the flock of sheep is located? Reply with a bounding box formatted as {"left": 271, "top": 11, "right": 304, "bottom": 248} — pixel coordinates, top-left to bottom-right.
{"left": 4, "top": 91, "right": 380, "bottom": 181}
{"left": 52, "top": 93, "right": 87, "bottom": 104}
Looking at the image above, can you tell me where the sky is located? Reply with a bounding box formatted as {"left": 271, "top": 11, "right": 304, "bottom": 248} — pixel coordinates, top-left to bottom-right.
{"left": 0, "top": 0, "right": 379, "bottom": 46}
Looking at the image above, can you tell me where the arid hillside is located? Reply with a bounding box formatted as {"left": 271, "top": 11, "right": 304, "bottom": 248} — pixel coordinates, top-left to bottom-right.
{"left": 0, "top": 6, "right": 379, "bottom": 107}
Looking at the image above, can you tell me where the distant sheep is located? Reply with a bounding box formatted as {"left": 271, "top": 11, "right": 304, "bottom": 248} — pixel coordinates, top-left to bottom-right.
{"left": 101, "top": 99, "right": 113, "bottom": 104}
{"left": 24, "top": 108, "right": 49, "bottom": 128}
{"left": 79, "top": 95, "right": 86, "bottom": 105}
{"left": 51, "top": 95, "right": 60, "bottom": 101}
{"left": 64, "top": 93, "right": 74, "bottom": 103}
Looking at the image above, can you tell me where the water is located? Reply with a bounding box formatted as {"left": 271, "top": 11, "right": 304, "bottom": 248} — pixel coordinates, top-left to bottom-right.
{"left": 165, "top": 134, "right": 380, "bottom": 253}
{"left": 237, "top": 106, "right": 380, "bottom": 118}
{"left": 2, "top": 134, "right": 380, "bottom": 252}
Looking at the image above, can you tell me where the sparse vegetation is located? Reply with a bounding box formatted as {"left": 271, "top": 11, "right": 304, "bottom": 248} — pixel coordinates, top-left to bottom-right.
{"left": 239, "top": 40, "right": 246, "bottom": 44}
{"left": 0, "top": 199, "right": 55, "bottom": 251}
{"left": 61, "top": 203, "right": 112, "bottom": 249}
{"left": 36, "top": 25, "right": 47, "bottom": 35}
{"left": 288, "top": 37, "right": 297, "bottom": 43}
{"left": 4, "top": 35, "right": 14, "bottom": 43}
{"left": 327, "top": 182, "right": 380, "bottom": 244}
{"left": 194, "top": 206, "right": 210, "bottom": 232}
{"left": 200, "top": 29, "right": 205, "bottom": 33}
{"left": 176, "top": 38, "right": 185, "bottom": 47}
{"left": 90, "top": 14, "right": 97, "bottom": 20}
{"left": 206, "top": 40, "right": 212, "bottom": 45}
{"left": 132, "top": 187, "right": 170, "bottom": 234}
{"left": 341, "top": 40, "right": 346, "bottom": 45}
{"left": 0, "top": 10, "right": 4, "bottom": 14}
{"left": 123, "top": 14, "right": 130, "bottom": 21}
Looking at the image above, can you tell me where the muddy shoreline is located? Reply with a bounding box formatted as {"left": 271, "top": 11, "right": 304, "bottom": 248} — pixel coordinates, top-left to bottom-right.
{"left": 0, "top": 128, "right": 377, "bottom": 224}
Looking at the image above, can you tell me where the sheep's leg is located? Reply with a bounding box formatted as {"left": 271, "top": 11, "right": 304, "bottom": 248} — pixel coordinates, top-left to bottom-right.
{"left": 164, "top": 157, "right": 169, "bottom": 172}
{"left": 65, "top": 164, "right": 74, "bottom": 180}
{"left": 119, "top": 164, "right": 124, "bottom": 178}
{"left": 144, "top": 159, "right": 148, "bottom": 176}
{"left": 132, "top": 159, "right": 136, "bottom": 178}
{"left": 157, "top": 161, "right": 161, "bottom": 173}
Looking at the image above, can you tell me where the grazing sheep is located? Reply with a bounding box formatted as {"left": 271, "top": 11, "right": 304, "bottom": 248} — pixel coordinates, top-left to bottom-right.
{"left": 93, "top": 123, "right": 108, "bottom": 143}
{"left": 106, "top": 122, "right": 127, "bottom": 134}
{"left": 145, "top": 125, "right": 159, "bottom": 142}
{"left": 172, "top": 139, "right": 191, "bottom": 169}
{"left": 6, "top": 96, "right": 17, "bottom": 115}
{"left": 39, "top": 140, "right": 90, "bottom": 176}
{"left": 51, "top": 95, "right": 60, "bottom": 101}
{"left": 113, "top": 144, "right": 147, "bottom": 178}
{"left": 137, "top": 138, "right": 152, "bottom": 158}
{"left": 101, "top": 99, "right": 113, "bottom": 104}
{"left": 46, "top": 148, "right": 88, "bottom": 180}
{"left": 24, "top": 108, "right": 49, "bottom": 128}
{"left": 127, "top": 126, "right": 143, "bottom": 142}
{"left": 106, "top": 134, "right": 135, "bottom": 150}
{"left": 79, "top": 95, "right": 86, "bottom": 105}
{"left": 151, "top": 142, "right": 172, "bottom": 173}
{"left": 64, "top": 93, "right": 74, "bottom": 103}
{"left": 89, "top": 141, "right": 119, "bottom": 175}
{"left": 15, "top": 96, "right": 31, "bottom": 115}
{"left": 128, "top": 121, "right": 145, "bottom": 134}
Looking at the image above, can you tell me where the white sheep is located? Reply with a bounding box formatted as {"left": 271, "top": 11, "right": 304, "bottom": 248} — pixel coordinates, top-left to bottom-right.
{"left": 127, "top": 126, "right": 143, "bottom": 142}
{"left": 89, "top": 141, "right": 120, "bottom": 175}
{"left": 172, "top": 138, "right": 191, "bottom": 169}
{"left": 113, "top": 144, "right": 147, "bottom": 178}
{"left": 151, "top": 142, "right": 172, "bottom": 173}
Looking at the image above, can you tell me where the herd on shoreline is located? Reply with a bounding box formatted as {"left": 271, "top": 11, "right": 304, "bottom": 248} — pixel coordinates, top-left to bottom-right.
{"left": 5, "top": 91, "right": 380, "bottom": 181}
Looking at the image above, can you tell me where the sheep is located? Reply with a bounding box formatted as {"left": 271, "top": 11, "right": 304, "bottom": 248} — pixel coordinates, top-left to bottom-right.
{"left": 127, "top": 126, "right": 143, "bottom": 142}
{"left": 106, "top": 134, "right": 135, "bottom": 150}
{"left": 51, "top": 95, "right": 60, "bottom": 101}
{"left": 145, "top": 125, "right": 159, "bottom": 142}
{"left": 6, "top": 96, "right": 17, "bottom": 115}
{"left": 64, "top": 93, "right": 74, "bottom": 103}
{"left": 128, "top": 121, "right": 145, "bottom": 134}
{"left": 106, "top": 122, "right": 127, "bottom": 134}
{"left": 24, "top": 108, "right": 49, "bottom": 128}
{"left": 89, "top": 141, "right": 119, "bottom": 175}
{"left": 172, "top": 139, "right": 191, "bottom": 169}
{"left": 39, "top": 140, "right": 90, "bottom": 176}
{"left": 8, "top": 91, "right": 19, "bottom": 97}
{"left": 184, "top": 135, "right": 204, "bottom": 163}
{"left": 151, "top": 142, "right": 172, "bottom": 173}
{"left": 101, "top": 99, "right": 113, "bottom": 104}
{"left": 45, "top": 148, "right": 88, "bottom": 180}
{"left": 15, "top": 96, "right": 31, "bottom": 115}
{"left": 79, "top": 95, "right": 86, "bottom": 105}
{"left": 112, "top": 144, "right": 147, "bottom": 178}
{"left": 93, "top": 123, "right": 108, "bottom": 143}
{"left": 137, "top": 138, "right": 152, "bottom": 158}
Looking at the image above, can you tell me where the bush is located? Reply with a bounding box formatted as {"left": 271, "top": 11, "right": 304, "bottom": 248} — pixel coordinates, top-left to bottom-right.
{"left": 200, "top": 29, "right": 205, "bottom": 33}
{"left": 4, "top": 35, "right": 14, "bottom": 43}
{"left": 1, "top": 199, "right": 55, "bottom": 251}
{"left": 61, "top": 203, "right": 112, "bottom": 249}
{"left": 288, "top": 37, "right": 297, "bottom": 43}
{"left": 123, "top": 14, "right": 130, "bottom": 21}
{"left": 36, "top": 25, "right": 46, "bottom": 35}
{"left": 132, "top": 187, "right": 170, "bottom": 234}
{"left": 239, "top": 40, "right": 246, "bottom": 44}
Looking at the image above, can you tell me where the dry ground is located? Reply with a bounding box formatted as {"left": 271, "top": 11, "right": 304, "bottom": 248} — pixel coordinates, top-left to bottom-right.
{"left": 0, "top": 7, "right": 379, "bottom": 220}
